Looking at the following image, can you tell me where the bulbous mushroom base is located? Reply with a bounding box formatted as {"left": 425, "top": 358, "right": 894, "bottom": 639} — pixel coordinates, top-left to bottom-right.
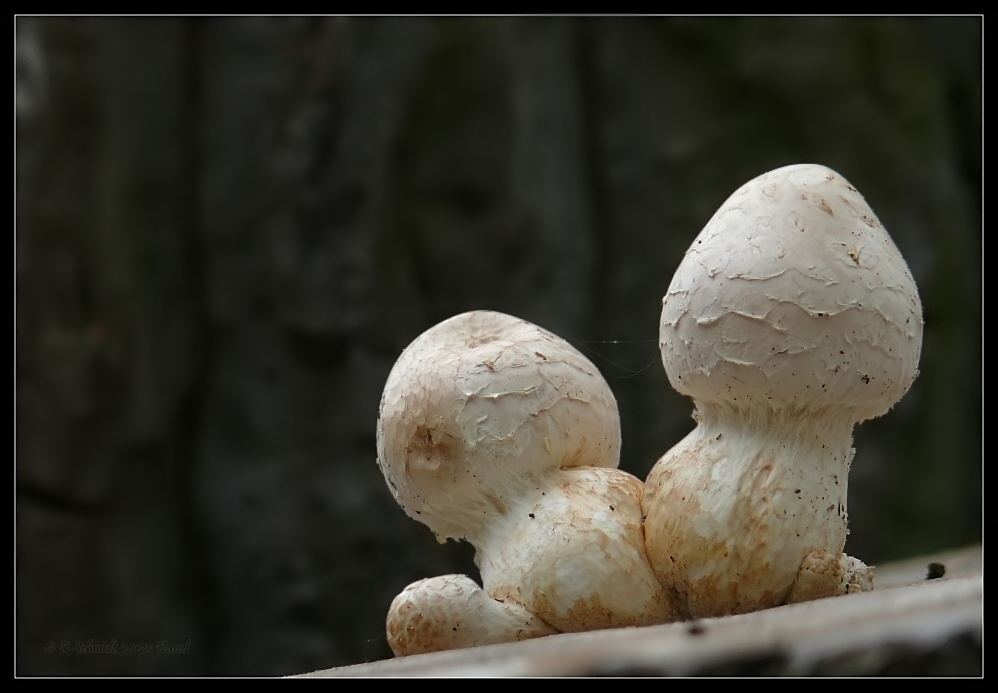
{"left": 641, "top": 418, "right": 866, "bottom": 619}
{"left": 785, "top": 549, "right": 874, "bottom": 604}
{"left": 480, "top": 467, "right": 681, "bottom": 634}
{"left": 386, "top": 574, "right": 557, "bottom": 657}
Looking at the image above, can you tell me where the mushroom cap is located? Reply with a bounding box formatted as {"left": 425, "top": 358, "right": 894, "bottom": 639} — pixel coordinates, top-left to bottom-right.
{"left": 660, "top": 164, "right": 923, "bottom": 421}
{"left": 377, "top": 310, "right": 621, "bottom": 541}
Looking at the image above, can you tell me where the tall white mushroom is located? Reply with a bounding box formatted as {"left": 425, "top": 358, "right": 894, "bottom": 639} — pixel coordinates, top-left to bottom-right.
{"left": 643, "top": 163, "right": 923, "bottom": 618}
{"left": 378, "top": 310, "right": 677, "bottom": 656}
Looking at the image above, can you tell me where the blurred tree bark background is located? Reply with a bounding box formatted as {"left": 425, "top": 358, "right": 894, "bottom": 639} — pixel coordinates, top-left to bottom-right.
{"left": 16, "top": 16, "right": 981, "bottom": 676}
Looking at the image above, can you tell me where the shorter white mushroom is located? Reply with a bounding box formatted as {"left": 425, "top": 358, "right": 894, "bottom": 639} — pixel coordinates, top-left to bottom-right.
{"left": 642, "top": 163, "right": 923, "bottom": 618}
{"left": 377, "top": 310, "right": 677, "bottom": 655}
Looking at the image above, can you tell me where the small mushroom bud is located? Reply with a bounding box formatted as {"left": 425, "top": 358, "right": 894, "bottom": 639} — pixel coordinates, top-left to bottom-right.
{"left": 643, "top": 164, "right": 923, "bottom": 617}
{"left": 386, "top": 575, "right": 557, "bottom": 656}
{"left": 378, "top": 311, "right": 677, "bottom": 655}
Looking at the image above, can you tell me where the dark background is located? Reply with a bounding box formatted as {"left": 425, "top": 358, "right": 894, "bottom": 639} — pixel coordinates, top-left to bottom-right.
{"left": 16, "top": 16, "right": 981, "bottom": 676}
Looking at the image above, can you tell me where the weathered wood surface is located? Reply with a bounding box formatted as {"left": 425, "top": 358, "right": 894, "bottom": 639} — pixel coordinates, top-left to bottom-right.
{"left": 299, "top": 545, "right": 982, "bottom": 677}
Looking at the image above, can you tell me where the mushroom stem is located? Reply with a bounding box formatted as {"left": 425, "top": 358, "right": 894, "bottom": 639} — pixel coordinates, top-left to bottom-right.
{"left": 476, "top": 467, "right": 677, "bottom": 633}
{"left": 643, "top": 403, "right": 860, "bottom": 617}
